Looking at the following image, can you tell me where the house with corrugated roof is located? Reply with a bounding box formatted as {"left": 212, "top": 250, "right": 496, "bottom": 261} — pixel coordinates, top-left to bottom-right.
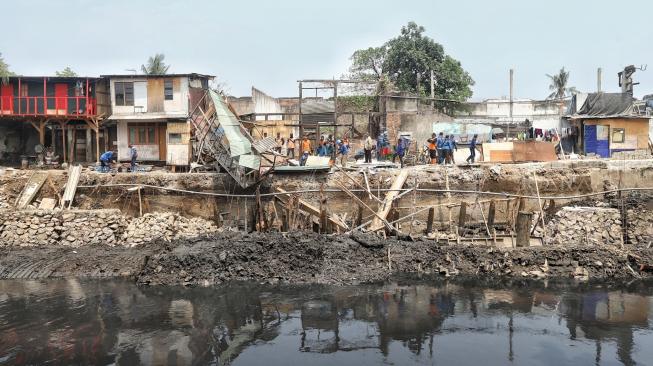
{"left": 566, "top": 93, "right": 651, "bottom": 158}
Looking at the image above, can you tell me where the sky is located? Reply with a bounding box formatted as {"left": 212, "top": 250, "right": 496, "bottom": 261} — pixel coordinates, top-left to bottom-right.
{"left": 2, "top": 0, "right": 652, "bottom": 101}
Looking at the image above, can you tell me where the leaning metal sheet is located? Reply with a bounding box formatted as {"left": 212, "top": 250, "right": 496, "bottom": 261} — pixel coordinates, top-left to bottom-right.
{"left": 209, "top": 90, "right": 252, "bottom": 157}
{"left": 238, "top": 154, "right": 261, "bottom": 170}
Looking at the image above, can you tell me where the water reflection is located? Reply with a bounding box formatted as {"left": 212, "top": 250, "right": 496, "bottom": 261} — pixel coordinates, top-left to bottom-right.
{"left": 0, "top": 279, "right": 651, "bottom": 365}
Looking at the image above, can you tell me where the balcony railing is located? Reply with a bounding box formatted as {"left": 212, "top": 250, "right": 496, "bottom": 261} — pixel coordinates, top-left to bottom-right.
{"left": 0, "top": 96, "right": 97, "bottom": 118}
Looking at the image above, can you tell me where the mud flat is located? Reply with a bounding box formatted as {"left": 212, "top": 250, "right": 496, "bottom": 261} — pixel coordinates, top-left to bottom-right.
{"left": 1, "top": 231, "right": 652, "bottom": 286}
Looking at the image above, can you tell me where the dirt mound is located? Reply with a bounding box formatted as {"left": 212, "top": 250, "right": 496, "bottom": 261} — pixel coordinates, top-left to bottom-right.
{"left": 136, "top": 231, "right": 653, "bottom": 286}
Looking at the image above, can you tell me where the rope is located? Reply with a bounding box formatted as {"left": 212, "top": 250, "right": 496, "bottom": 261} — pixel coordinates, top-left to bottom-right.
{"left": 76, "top": 183, "right": 653, "bottom": 200}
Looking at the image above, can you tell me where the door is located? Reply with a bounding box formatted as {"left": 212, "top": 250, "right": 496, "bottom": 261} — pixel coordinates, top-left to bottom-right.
{"left": 158, "top": 123, "right": 167, "bottom": 161}
{"left": 55, "top": 84, "right": 68, "bottom": 114}
{"left": 0, "top": 84, "right": 13, "bottom": 114}
{"left": 584, "top": 124, "right": 610, "bottom": 158}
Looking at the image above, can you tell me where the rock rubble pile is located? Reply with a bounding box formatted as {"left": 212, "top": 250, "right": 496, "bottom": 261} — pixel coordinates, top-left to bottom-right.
{"left": 0, "top": 209, "right": 217, "bottom": 247}
{"left": 627, "top": 206, "right": 653, "bottom": 246}
{"left": 545, "top": 207, "right": 622, "bottom": 246}
{"left": 122, "top": 212, "right": 219, "bottom": 247}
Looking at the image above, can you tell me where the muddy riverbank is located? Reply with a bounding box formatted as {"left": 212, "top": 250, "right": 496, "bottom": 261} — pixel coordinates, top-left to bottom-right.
{"left": 1, "top": 231, "right": 652, "bottom": 286}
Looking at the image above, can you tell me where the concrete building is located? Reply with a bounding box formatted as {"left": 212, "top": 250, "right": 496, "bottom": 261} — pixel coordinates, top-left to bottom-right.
{"left": 454, "top": 98, "right": 566, "bottom": 134}
{"left": 101, "top": 73, "right": 213, "bottom": 167}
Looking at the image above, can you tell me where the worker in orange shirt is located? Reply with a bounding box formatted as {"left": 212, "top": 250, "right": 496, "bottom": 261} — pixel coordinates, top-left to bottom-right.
{"left": 300, "top": 135, "right": 312, "bottom": 166}
{"left": 427, "top": 133, "right": 437, "bottom": 164}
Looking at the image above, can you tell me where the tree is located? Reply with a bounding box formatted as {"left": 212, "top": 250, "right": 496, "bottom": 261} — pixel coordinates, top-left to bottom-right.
{"left": 0, "top": 52, "right": 15, "bottom": 84}
{"left": 546, "top": 67, "right": 577, "bottom": 99}
{"left": 141, "top": 53, "right": 170, "bottom": 75}
{"left": 348, "top": 22, "right": 474, "bottom": 101}
{"left": 55, "top": 67, "right": 77, "bottom": 77}
{"left": 349, "top": 46, "right": 387, "bottom": 81}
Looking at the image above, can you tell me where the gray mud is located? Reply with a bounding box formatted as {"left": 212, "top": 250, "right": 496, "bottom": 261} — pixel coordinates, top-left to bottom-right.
{"left": 2, "top": 231, "right": 652, "bottom": 286}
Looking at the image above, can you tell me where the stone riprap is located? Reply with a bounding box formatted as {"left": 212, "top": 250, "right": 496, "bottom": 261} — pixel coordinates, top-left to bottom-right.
{"left": 0, "top": 209, "right": 218, "bottom": 247}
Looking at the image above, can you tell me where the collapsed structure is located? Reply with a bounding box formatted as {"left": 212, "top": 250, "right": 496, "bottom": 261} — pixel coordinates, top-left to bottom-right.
{"left": 0, "top": 67, "right": 652, "bottom": 285}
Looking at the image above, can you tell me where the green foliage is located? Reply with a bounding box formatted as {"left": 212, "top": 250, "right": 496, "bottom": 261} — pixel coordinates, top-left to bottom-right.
{"left": 141, "top": 53, "right": 170, "bottom": 75}
{"left": 349, "top": 46, "right": 387, "bottom": 81}
{"left": 547, "top": 67, "right": 577, "bottom": 99}
{"left": 348, "top": 22, "right": 474, "bottom": 101}
{"left": 55, "top": 67, "right": 77, "bottom": 77}
{"left": 0, "top": 52, "right": 16, "bottom": 84}
{"left": 336, "top": 95, "right": 377, "bottom": 112}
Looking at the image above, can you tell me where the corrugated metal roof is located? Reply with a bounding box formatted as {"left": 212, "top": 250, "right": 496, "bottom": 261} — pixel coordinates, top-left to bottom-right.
{"left": 238, "top": 154, "right": 261, "bottom": 170}
{"left": 209, "top": 90, "right": 253, "bottom": 157}
{"left": 252, "top": 136, "right": 277, "bottom": 153}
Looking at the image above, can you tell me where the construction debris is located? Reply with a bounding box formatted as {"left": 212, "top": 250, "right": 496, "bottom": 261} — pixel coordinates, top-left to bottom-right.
{"left": 543, "top": 207, "right": 623, "bottom": 247}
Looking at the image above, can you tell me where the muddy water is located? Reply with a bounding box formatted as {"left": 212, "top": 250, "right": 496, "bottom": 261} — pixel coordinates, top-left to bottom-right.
{"left": 1, "top": 280, "right": 652, "bottom": 365}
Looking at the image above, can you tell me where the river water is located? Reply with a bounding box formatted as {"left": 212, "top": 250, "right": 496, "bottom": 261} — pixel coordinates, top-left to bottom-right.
{"left": 0, "top": 279, "right": 652, "bottom": 366}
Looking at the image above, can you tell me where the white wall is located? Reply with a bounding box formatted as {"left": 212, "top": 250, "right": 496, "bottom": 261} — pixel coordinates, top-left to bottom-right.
{"left": 116, "top": 121, "right": 159, "bottom": 161}
{"left": 110, "top": 78, "right": 148, "bottom": 115}
{"left": 109, "top": 77, "right": 189, "bottom": 117}
{"left": 456, "top": 99, "right": 565, "bottom": 131}
{"left": 253, "top": 87, "right": 282, "bottom": 121}
{"left": 163, "top": 78, "right": 189, "bottom": 114}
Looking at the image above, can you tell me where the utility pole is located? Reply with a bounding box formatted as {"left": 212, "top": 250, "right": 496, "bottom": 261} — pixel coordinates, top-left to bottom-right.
{"left": 508, "top": 69, "right": 514, "bottom": 140}
{"left": 430, "top": 70, "right": 435, "bottom": 99}
{"left": 597, "top": 68, "right": 602, "bottom": 92}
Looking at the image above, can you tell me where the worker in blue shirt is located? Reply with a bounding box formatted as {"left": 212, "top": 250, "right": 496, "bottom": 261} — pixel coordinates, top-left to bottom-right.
{"left": 392, "top": 137, "right": 407, "bottom": 168}
{"left": 466, "top": 134, "right": 478, "bottom": 164}
{"left": 441, "top": 135, "right": 452, "bottom": 165}
{"left": 436, "top": 132, "right": 445, "bottom": 164}
{"left": 449, "top": 136, "right": 458, "bottom": 164}
{"left": 99, "top": 150, "right": 116, "bottom": 172}
{"left": 337, "top": 139, "right": 350, "bottom": 167}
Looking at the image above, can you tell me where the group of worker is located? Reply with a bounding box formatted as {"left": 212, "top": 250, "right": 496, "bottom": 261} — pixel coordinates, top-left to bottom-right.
{"left": 426, "top": 132, "right": 479, "bottom": 165}
{"left": 98, "top": 144, "right": 138, "bottom": 173}
{"left": 271, "top": 133, "right": 351, "bottom": 167}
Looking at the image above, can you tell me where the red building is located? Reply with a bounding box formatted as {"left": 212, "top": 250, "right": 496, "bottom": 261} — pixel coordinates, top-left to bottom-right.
{"left": 0, "top": 76, "right": 110, "bottom": 163}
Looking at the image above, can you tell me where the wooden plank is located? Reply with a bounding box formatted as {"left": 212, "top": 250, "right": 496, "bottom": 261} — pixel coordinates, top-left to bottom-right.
{"left": 147, "top": 78, "right": 164, "bottom": 112}
{"left": 368, "top": 169, "right": 409, "bottom": 232}
{"left": 275, "top": 188, "right": 348, "bottom": 231}
{"left": 62, "top": 165, "right": 82, "bottom": 209}
{"left": 15, "top": 172, "right": 49, "bottom": 209}
{"left": 335, "top": 181, "right": 394, "bottom": 233}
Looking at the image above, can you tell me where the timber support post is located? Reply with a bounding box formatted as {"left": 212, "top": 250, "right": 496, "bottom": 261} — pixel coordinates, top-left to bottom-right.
{"left": 426, "top": 207, "right": 435, "bottom": 234}
{"left": 515, "top": 211, "right": 532, "bottom": 247}
{"left": 487, "top": 199, "right": 496, "bottom": 228}
{"left": 458, "top": 201, "right": 467, "bottom": 231}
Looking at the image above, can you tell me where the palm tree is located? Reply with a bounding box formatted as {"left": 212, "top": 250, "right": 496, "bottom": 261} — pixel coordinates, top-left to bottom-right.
{"left": 0, "top": 52, "right": 15, "bottom": 84}
{"left": 546, "top": 67, "right": 577, "bottom": 99}
{"left": 140, "top": 53, "right": 170, "bottom": 75}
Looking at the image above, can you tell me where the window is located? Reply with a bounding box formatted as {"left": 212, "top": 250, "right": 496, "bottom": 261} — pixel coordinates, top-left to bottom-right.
{"left": 115, "top": 82, "right": 134, "bottom": 106}
{"left": 164, "top": 80, "right": 173, "bottom": 100}
{"left": 612, "top": 128, "right": 625, "bottom": 143}
{"left": 168, "top": 133, "right": 182, "bottom": 144}
{"left": 128, "top": 125, "right": 157, "bottom": 144}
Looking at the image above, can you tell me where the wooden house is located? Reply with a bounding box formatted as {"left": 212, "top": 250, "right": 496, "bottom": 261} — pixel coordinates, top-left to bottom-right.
{"left": 567, "top": 93, "right": 651, "bottom": 157}
{"left": 0, "top": 76, "right": 110, "bottom": 163}
{"left": 101, "top": 73, "right": 213, "bottom": 167}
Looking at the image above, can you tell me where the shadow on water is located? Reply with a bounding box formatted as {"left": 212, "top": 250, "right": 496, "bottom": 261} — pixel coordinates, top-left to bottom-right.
{"left": 0, "top": 278, "right": 652, "bottom": 365}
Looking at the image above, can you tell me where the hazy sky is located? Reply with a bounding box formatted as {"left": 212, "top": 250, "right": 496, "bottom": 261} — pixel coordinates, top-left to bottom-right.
{"left": 2, "top": 0, "right": 652, "bottom": 100}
